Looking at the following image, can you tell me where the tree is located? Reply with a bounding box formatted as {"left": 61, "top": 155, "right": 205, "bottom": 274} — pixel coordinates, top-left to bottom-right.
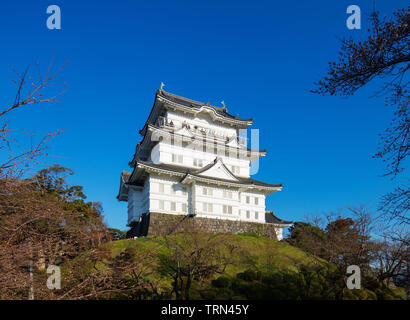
{"left": 0, "top": 166, "right": 109, "bottom": 299}
{"left": 370, "top": 229, "right": 409, "bottom": 299}
{"left": 287, "top": 222, "right": 328, "bottom": 256}
{"left": 312, "top": 6, "right": 409, "bottom": 225}
{"left": 288, "top": 207, "right": 375, "bottom": 272}
{"left": 0, "top": 55, "right": 69, "bottom": 179}
{"left": 158, "top": 222, "right": 237, "bottom": 300}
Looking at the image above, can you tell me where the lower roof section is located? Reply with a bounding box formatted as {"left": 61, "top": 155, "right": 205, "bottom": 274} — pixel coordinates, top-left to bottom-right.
{"left": 128, "top": 158, "right": 283, "bottom": 194}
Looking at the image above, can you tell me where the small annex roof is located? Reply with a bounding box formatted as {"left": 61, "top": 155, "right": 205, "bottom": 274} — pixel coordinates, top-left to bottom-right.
{"left": 117, "top": 170, "right": 132, "bottom": 201}
{"left": 265, "top": 211, "right": 293, "bottom": 226}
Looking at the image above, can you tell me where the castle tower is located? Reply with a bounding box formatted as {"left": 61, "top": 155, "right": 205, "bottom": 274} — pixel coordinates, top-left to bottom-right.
{"left": 117, "top": 88, "right": 292, "bottom": 239}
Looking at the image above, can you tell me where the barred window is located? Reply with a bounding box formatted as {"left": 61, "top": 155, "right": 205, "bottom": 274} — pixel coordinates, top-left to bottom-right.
{"left": 223, "top": 190, "right": 233, "bottom": 198}
{"left": 223, "top": 205, "right": 232, "bottom": 214}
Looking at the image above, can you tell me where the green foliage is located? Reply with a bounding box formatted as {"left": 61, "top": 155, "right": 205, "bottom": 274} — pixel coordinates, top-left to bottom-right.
{"left": 209, "top": 265, "right": 404, "bottom": 300}
{"left": 108, "top": 228, "right": 127, "bottom": 241}
{"left": 62, "top": 232, "right": 405, "bottom": 300}
{"left": 211, "top": 276, "right": 231, "bottom": 288}
{"left": 237, "top": 232, "right": 260, "bottom": 238}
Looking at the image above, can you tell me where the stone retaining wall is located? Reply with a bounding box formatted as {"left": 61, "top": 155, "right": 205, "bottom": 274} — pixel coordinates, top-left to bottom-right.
{"left": 144, "top": 212, "right": 278, "bottom": 240}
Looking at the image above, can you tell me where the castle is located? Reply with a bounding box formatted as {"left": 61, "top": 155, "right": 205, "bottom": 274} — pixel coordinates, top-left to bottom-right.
{"left": 117, "top": 87, "right": 292, "bottom": 240}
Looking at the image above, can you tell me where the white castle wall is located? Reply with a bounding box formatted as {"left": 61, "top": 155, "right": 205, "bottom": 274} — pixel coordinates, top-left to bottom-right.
{"left": 150, "top": 142, "right": 251, "bottom": 178}
{"left": 140, "top": 174, "right": 267, "bottom": 224}
{"left": 166, "top": 110, "right": 238, "bottom": 138}
{"left": 127, "top": 179, "right": 149, "bottom": 225}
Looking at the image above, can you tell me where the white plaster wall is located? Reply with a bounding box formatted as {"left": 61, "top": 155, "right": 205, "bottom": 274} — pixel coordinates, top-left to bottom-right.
{"left": 127, "top": 180, "right": 150, "bottom": 224}
{"left": 166, "top": 110, "right": 237, "bottom": 138}
{"left": 194, "top": 183, "right": 241, "bottom": 220}
{"left": 238, "top": 191, "right": 266, "bottom": 223}
{"left": 144, "top": 175, "right": 269, "bottom": 225}
{"left": 275, "top": 228, "right": 284, "bottom": 241}
{"left": 155, "top": 141, "right": 251, "bottom": 177}
{"left": 148, "top": 175, "right": 190, "bottom": 214}
{"left": 150, "top": 144, "right": 160, "bottom": 163}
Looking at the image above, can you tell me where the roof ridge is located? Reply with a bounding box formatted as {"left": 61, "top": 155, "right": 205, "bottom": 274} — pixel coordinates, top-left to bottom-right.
{"left": 158, "top": 89, "right": 252, "bottom": 121}
{"left": 159, "top": 89, "right": 207, "bottom": 107}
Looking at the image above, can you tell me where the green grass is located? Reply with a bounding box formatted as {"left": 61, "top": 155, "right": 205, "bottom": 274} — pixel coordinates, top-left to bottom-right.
{"left": 60, "top": 232, "right": 405, "bottom": 300}
{"left": 101, "top": 232, "right": 323, "bottom": 276}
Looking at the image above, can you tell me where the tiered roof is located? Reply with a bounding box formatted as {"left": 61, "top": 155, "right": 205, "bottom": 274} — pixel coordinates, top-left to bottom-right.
{"left": 139, "top": 89, "right": 253, "bottom": 136}
{"left": 118, "top": 157, "right": 283, "bottom": 201}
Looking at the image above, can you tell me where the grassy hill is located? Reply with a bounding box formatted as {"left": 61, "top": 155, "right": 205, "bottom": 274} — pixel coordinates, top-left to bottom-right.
{"left": 103, "top": 232, "right": 321, "bottom": 274}
{"left": 61, "top": 232, "right": 405, "bottom": 300}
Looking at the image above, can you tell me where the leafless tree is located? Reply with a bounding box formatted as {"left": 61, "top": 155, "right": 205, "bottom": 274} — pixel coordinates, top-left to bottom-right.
{"left": 0, "top": 54, "right": 69, "bottom": 179}
{"left": 159, "top": 222, "right": 237, "bottom": 300}
{"left": 312, "top": 6, "right": 410, "bottom": 225}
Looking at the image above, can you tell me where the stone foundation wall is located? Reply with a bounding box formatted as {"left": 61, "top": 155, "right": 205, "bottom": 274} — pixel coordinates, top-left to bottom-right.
{"left": 146, "top": 212, "right": 278, "bottom": 240}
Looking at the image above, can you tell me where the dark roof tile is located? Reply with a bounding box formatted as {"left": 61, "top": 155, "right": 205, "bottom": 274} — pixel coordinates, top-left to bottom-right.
{"left": 265, "top": 211, "right": 293, "bottom": 225}
{"left": 134, "top": 160, "right": 283, "bottom": 189}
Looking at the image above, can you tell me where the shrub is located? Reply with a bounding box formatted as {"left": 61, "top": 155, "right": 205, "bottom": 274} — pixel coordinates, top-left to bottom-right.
{"left": 212, "top": 276, "right": 231, "bottom": 288}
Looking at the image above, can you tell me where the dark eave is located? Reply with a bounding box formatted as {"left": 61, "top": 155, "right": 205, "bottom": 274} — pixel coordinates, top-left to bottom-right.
{"left": 131, "top": 159, "right": 283, "bottom": 190}
{"left": 117, "top": 170, "right": 132, "bottom": 201}
{"left": 265, "top": 211, "right": 293, "bottom": 225}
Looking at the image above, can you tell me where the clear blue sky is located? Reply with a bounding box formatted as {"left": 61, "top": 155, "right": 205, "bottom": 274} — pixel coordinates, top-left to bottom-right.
{"left": 0, "top": 0, "right": 407, "bottom": 230}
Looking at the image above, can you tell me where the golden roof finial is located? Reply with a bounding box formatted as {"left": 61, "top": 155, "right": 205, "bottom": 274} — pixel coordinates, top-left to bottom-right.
{"left": 221, "top": 101, "right": 227, "bottom": 112}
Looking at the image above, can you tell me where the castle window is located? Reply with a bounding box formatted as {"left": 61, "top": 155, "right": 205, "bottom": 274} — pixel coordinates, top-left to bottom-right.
{"left": 223, "top": 190, "right": 232, "bottom": 199}
{"left": 246, "top": 196, "right": 250, "bottom": 204}
{"left": 159, "top": 183, "right": 164, "bottom": 193}
{"left": 203, "top": 202, "right": 213, "bottom": 213}
{"left": 193, "top": 158, "right": 203, "bottom": 167}
{"left": 255, "top": 211, "right": 259, "bottom": 219}
{"left": 246, "top": 210, "right": 250, "bottom": 219}
{"left": 172, "top": 154, "right": 183, "bottom": 164}
{"left": 171, "top": 202, "right": 176, "bottom": 211}
{"left": 159, "top": 200, "right": 164, "bottom": 210}
{"left": 255, "top": 197, "right": 259, "bottom": 205}
{"left": 231, "top": 166, "right": 240, "bottom": 174}
{"left": 223, "top": 205, "right": 232, "bottom": 214}
{"left": 202, "top": 187, "right": 213, "bottom": 196}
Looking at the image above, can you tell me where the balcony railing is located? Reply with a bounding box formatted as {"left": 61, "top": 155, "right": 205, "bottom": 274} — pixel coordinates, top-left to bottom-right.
{"left": 155, "top": 116, "right": 247, "bottom": 146}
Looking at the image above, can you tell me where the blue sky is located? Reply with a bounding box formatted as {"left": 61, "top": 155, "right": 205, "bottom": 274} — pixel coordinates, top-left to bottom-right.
{"left": 0, "top": 0, "right": 407, "bottom": 230}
